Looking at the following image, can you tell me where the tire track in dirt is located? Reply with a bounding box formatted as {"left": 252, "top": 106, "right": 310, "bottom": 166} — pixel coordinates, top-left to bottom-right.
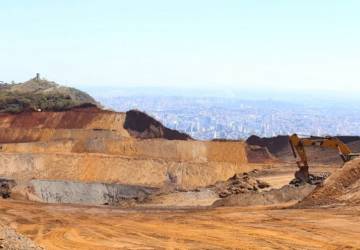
{"left": 0, "top": 200, "right": 359, "bottom": 249}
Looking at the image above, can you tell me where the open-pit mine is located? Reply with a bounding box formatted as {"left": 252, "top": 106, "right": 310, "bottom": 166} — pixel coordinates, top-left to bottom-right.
{"left": 1, "top": 79, "right": 360, "bottom": 249}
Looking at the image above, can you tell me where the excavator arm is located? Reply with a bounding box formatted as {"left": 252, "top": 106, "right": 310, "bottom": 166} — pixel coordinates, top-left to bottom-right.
{"left": 289, "top": 134, "right": 310, "bottom": 182}
{"left": 289, "top": 134, "right": 359, "bottom": 182}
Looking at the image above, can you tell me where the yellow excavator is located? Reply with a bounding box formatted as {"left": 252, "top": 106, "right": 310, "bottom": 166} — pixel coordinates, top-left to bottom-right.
{"left": 289, "top": 134, "right": 360, "bottom": 182}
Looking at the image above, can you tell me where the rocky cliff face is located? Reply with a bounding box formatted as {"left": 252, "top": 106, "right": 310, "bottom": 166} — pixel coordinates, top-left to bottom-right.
{"left": 0, "top": 79, "right": 257, "bottom": 205}
{"left": 0, "top": 108, "right": 252, "bottom": 197}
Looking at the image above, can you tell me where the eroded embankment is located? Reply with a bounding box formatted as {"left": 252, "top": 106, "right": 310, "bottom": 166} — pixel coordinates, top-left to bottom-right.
{"left": 0, "top": 152, "right": 252, "bottom": 190}
{"left": 0, "top": 109, "right": 249, "bottom": 165}
{"left": 0, "top": 128, "right": 127, "bottom": 144}
{"left": 0, "top": 108, "right": 193, "bottom": 141}
{"left": 0, "top": 107, "right": 125, "bottom": 130}
{"left": 0, "top": 137, "right": 248, "bottom": 165}
{"left": 0, "top": 109, "right": 256, "bottom": 207}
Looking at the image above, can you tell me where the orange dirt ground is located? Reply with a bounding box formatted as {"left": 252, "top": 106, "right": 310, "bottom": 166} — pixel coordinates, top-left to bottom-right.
{"left": 0, "top": 199, "right": 360, "bottom": 249}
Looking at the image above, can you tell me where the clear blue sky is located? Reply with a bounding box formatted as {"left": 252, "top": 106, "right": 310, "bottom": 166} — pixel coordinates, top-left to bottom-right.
{"left": 1, "top": 1, "right": 359, "bottom": 92}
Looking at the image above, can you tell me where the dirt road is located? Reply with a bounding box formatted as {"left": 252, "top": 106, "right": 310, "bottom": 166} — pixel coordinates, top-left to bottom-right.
{"left": 0, "top": 200, "right": 359, "bottom": 249}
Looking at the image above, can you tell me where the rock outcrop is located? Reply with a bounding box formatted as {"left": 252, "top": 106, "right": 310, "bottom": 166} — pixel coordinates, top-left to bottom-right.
{"left": 0, "top": 107, "right": 253, "bottom": 200}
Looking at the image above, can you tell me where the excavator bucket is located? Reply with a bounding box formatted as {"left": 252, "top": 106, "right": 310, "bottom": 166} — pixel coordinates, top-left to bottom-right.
{"left": 295, "top": 166, "right": 310, "bottom": 183}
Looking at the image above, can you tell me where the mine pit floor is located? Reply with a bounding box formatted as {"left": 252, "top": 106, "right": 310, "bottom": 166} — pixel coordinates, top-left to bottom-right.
{"left": 0, "top": 199, "right": 360, "bottom": 249}
{"left": 1, "top": 164, "right": 356, "bottom": 249}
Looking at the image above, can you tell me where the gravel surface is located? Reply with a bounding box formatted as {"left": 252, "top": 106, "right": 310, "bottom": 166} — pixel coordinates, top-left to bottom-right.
{"left": 0, "top": 224, "right": 42, "bottom": 250}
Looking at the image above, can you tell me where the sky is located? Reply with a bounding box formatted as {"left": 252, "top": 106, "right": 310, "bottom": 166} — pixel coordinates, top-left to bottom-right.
{"left": 1, "top": 1, "right": 359, "bottom": 94}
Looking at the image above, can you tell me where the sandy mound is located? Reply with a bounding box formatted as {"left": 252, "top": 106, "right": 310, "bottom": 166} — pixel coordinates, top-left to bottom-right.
{"left": 210, "top": 172, "right": 271, "bottom": 198}
{"left": 211, "top": 170, "right": 319, "bottom": 207}
{"left": 299, "top": 158, "right": 360, "bottom": 207}
{"left": 213, "top": 184, "right": 315, "bottom": 207}
{"left": 0, "top": 224, "right": 42, "bottom": 250}
{"left": 247, "top": 135, "right": 290, "bottom": 155}
{"left": 0, "top": 178, "right": 16, "bottom": 199}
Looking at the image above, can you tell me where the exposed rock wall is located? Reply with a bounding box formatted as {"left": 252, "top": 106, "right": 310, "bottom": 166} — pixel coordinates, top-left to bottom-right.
{"left": 0, "top": 108, "right": 129, "bottom": 136}
{"left": 0, "top": 128, "right": 127, "bottom": 144}
{"left": 1, "top": 137, "right": 248, "bottom": 165}
{"left": 0, "top": 152, "right": 252, "bottom": 189}
{"left": 0, "top": 109, "right": 253, "bottom": 193}
{"left": 28, "top": 179, "right": 158, "bottom": 205}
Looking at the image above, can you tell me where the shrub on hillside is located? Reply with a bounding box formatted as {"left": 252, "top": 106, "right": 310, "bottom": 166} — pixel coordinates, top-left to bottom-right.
{"left": 0, "top": 92, "right": 82, "bottom": 113}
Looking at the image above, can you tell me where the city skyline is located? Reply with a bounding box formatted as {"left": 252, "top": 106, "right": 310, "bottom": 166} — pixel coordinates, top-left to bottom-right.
{"left": 96, "top": 94, "right": 360, "bottom": 140}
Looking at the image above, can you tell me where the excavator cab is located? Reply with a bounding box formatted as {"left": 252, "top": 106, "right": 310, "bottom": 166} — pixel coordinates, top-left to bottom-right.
{"left": 289, "top": 134, "right": 360, "bottom": 182}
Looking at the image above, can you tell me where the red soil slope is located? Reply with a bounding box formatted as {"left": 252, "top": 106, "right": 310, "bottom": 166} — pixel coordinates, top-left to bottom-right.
{"left": 0, "top": 108, "right": 192, "bottom": 141}
{"left": 0, "top": 107, "right": 115, "bottom": 129}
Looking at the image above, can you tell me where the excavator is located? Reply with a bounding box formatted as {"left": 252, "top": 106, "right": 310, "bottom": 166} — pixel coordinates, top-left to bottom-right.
{"left": 289, "top": 134, "right": 360, "bottom": 182}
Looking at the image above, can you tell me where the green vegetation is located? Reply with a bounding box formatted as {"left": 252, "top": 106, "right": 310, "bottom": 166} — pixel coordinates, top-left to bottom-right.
{"left": 0, "top": 92, "right": 75, "bottom": 113}
{"left": 0, "top": 76, "right": 100, "bottom": 113}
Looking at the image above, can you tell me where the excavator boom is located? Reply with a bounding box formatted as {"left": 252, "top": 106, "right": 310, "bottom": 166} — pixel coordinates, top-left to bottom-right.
{"left": 289, "top": 134, "right": 360, "bottom": 182}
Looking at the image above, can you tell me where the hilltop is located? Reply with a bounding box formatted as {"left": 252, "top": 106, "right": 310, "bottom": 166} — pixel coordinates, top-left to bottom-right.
{"left": 0, "top": 74, "right": 100, "bottom": 113}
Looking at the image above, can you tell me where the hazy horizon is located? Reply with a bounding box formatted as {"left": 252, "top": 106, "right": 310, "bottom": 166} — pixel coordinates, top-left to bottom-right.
{"left": 82, "top": 85, "right": 360, "bottom": 106}
{"left": 1, "top": 1, "right": 360, "bottom": 94}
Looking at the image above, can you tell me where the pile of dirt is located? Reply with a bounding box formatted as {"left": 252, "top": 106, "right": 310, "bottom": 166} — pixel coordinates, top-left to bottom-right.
{"left": 298, "top": 158, "right": 360, "bottom": 207}
{"left": 0, "top": 178, "right": 16, "bottom": 199}
{"left": 124, "top": 109, "right": 192, "bottom": 140}
{"left": 347, "top": 139, "right": 360, "bottom": 154}
{"left": 246, "top": 135, "right": 291, "bottom": 156}
{"left": 246, "top": 145, "right": 277, "bottom": 163}
{"left": 210, "top": 172, "right": 271, "bottom": 198}
{"left": 211, "top": 170, "right": 318, "bottom": 207}
{"left": 0, "top": 224, "right": 42, "bottom": 250}
{"left": 289, "top": 172, "right": 331, "bottom": 187}
{"left": 213, "top": 184, "right": 315, "bottom": 207}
